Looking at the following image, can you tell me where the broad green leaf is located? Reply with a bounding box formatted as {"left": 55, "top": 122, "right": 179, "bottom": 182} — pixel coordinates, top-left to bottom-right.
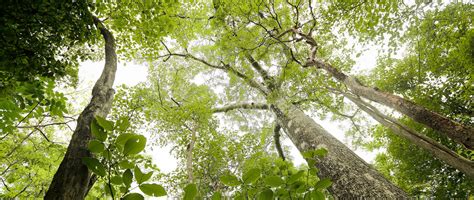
{"left": 116, "top": 116, "right": 131, "bottom": 131}
{"left": 123, "top": 135, "right": 147, "bottom": 155}
{"left": 311, "top": 190, "right": 325, "bottom": 200}
{"left": 95, "top": 116, "right": 114, "bottom": 131}
{"left": 134, "top": 166, "right": 153, "bottom": 184}
{"left": 139, "top": 184, "right": 167, "bottom": 197}
{"left": 211, "top": 192, "right": 222, "bottom": 200}
{"left": 123, "top": 169, "right": 133, "bottom": 187}
{"left": 81, "top": 157, "right": 106, "bottom": 177}
{"left": 258, "top": 188, "right": 273, "bottom": 200}
{"left": 88, "top": 140, "right": 105, "bottom": 153}
{"left": 122, "top": 193, "right": 144, "bottom": 200}
{"left": 91, "top": 119, "right": 107, "bottom": 142}
{"left": 242, "top": 168, "right": 261, "bottom": 184}
{"left": 264, "top": 176, "right": 284, "bottom": 187}
{"left": 314, "top": 178, "right": 332, "bottom": 190}
{"left": 116, "top": 133, "right": 135, "bottom": 147}
{"left": 119, "top": 160, "right": 135, "bottom": 169}
{"left": 220, "top": 174, "right": 240, "bottom": 186}
{"left": 110, "top": 175, "right": 123, "bottom": 185}
{"left": 183, "top": 183, "right": 198, "bottom": 200}
{"left": 287, "top": 170, "right": 305, "bottom": 184}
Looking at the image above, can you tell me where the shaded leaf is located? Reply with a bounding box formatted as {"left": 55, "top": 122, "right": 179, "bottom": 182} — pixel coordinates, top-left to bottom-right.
{"left": 91, "top": 119, "right": 107, "bottom": 141}
{"left": 139, "top": 184, "right": 167, "bottom": 197}
{"left": 81, "top": 157, "right": 106, "bottom": 177}
{"left": 122, "top": 193, "right": 144, "bottom": 200}
{"left": 183, "top": 183, "right": 198, "bottom": 200}
{"left": 134, "top": 166, "right": 153, "bottom": 184}
{"left": 95, "top": 116, "right": 114, "bottom": 131}
{"left": 123, "top": 135, "right": 146, "bottom": 155}
{"left": 264, "top": 176, "right": 284, "bottom": 187}
{"left": 88, "top": 140, "right": 105, "bottom": 153}
{"left": 243, "top": 168, "right": 261, "bottom": 184}
{"left": 258, "top": 188, "right": 273, "bottom": 200}
{"left": 220, "top": 174, "right": 240, "bottom": 186}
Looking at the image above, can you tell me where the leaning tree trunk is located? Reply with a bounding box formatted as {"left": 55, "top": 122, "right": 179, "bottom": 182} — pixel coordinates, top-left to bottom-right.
{"left": 346, "top": 94, "right": 474, "bottom": 178}
{"left": 309, "top": 59, "right": 474, "bottom": 150}
{"left": 271, "top": 101, "right": 408, "bottom": 199}
{"left": 294, "top": 29, "right": 474, "bottom": 149}
{"left": 45, "top": 17, "right": 117, "bottom": 199}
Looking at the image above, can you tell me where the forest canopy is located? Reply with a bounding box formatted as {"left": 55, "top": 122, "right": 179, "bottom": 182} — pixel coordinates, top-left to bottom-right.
{"left": 0, "top": 0, "right": 473, "bottom": 199}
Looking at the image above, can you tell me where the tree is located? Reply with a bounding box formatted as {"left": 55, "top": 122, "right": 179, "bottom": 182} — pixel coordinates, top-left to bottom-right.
{"left": 1, "top": 1, "right": 472, "bottom": 199}
{"left": 354, "top": 3, "right": 474, "bottom": 197}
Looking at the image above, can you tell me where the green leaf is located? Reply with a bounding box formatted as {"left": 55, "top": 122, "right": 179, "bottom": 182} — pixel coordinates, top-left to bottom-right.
{"left": 183, "top": 183, "right": 198, "bottom": 200}
{"left": 110, "top": 175, "right": 123, "bottom": 185}
{"left": 116, "top": 116, "right": 130, "bottom": 131}
{"left": 123, "top": 135, "right": 147, "bottom": 155}
{"left": 134, "top": 166, "right": 153, "bottom": 184}
{"left": 242, "top": 168, "right": 261, "bottom": 184}
{"left": 211, "top": 192, "right": 222, "bottom": 200}
{"left": 119, "top": 160, "right": 135, "bottom": 169}
{"left": 314, "top": 178, "right": 332, "bottom": 190}
{"left": 81, "top": 157, "right": 106, "bottom": 177}
{"left": 139, "top": 184, "right": 167, "bottom": 197}
{"left": 310, "top": 190, "right": 325, "bottom": 200}
{"left": 220, "top": 174, "right": 240, "bottom": 186}
{"left": 105, "top": 183, "right": 115, "bottom": 197}
{"left": 88, "top": 140, "right": 105, "bottom": 153}
{"left": 95, "top": 116, "right": 114, "bottom": 131}
{"left": 123, "top": 169, "right": 133, "bottom": 187}
{"left": 116, "top": 133, "right": 135, "bottom": 147}
{"left": 258, "top": 188, "right": 273, "bottom": 200}
{"left": 313, "top": 148, "right": 328, "bottom": 157}
{"left": 91, "top": 119, "right": 107, "bottom": 141}
{"left": 264, "top": 176, "right": 284, "bottom": 187}
{"left": 287, "top": 170, "right": 305, "bottom": 184}
{"left": 122, "top": 193, "right": 144, "bottom": 200}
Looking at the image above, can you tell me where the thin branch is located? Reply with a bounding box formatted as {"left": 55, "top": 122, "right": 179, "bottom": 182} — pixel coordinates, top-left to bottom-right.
{"left": 15, "top": 102, "right": 40, "bottom": 128}
{"left": 212, "top": 102, "right": 269, "bottom": 113}
{"left": 274, "top": 123, "right": 286, "bottom": 160}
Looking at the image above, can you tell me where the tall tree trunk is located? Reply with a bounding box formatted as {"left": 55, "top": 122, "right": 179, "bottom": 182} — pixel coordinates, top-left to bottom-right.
{"left": 45, "top": 17, "right": 117, "bottom": 199}
{"left": 309, "top": 59, "right": 474, "bottom": 149}
{"left": 346, "top": 94, "right": 474, "bottom": 178}
{"left": 272, "top": 101, "right": 408, "bottom": 199}
{"left": 294, "top": 29, "right": 474, "bottom": 149}
{"left": 186, "top": 130, "right": 196, "bottom": 183}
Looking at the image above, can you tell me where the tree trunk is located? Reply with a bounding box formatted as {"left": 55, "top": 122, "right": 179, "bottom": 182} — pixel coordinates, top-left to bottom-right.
{"left": 309, "top": 59, "right": 474, "bottom": 149}
{"left": 45, "top": 17, "right": 117, "bottom": 200}
{"left": 346, "top": 94, "right": 474, "bottom": 178}
{"left": 272, "top": 101, "right": 408, "bottom": 199}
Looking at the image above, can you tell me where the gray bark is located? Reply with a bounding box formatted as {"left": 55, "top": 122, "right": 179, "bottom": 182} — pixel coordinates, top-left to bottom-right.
{"left": 346, "top": 94, "right": 474, "bottom": 178}
{"left": 272, "top": 101, "right": 408, "bottom": 199}
{"left": 309, "top": 59, "right": 474, "bottom": 150}
{"left": 294, "top": 29, "right": 474, "bottom": 149}
{"left": 45, "top": 17, "right": 117, "bottom": 199}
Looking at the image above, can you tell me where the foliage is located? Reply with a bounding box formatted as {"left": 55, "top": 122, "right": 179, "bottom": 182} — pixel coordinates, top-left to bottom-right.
{"left": 358, "top": 3, "right": 474, "bottom": 197}
{"left": 1, "top": 1, "right": 473, "bottom": 199}
{"left": 84, "top": 116, "right": 166, "bottom": 199}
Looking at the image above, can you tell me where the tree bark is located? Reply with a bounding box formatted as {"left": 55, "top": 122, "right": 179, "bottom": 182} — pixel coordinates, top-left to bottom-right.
{"left": 272, "top": 101, "right": 408, "bottom": 199}
{"left": 294, "top": 29, "right": 474, "bottom": 149}
{"left": 346, "top": 94, "right": 474, "bottom": 178}
{"left": 45, "top": 17, "right": 117, "bottom": 200}
{"left": 309, "top": 59, "right": 474, "bottom": 150}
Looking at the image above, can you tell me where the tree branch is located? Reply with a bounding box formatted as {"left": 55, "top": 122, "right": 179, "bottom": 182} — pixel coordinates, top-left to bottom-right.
{"left": 212, "top": 102, "right": 269, "bottom": 113}
{"left": 273, "top": 123, "right": 286, "bottom": 160}
{"left": 159, "top": 50, "right": 270, "bottom": 94}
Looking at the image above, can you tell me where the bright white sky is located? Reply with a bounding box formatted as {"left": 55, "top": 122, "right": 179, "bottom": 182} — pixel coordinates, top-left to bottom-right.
{"left": 76, "top": 47, "right": 381, "bottom": 198}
